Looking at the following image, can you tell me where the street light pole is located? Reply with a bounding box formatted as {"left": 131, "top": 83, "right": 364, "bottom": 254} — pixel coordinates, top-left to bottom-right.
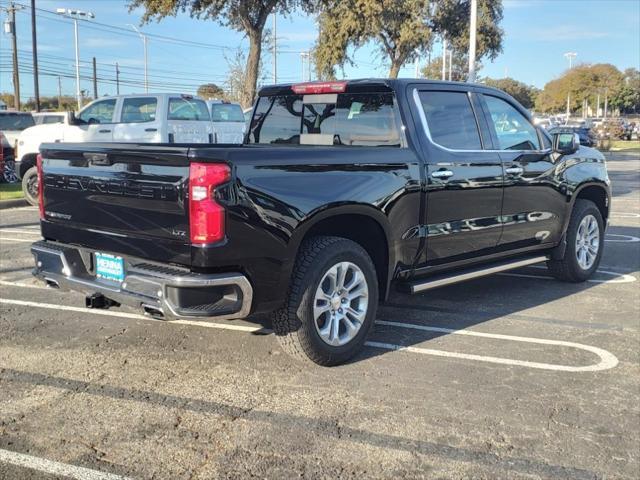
{"left": 468, "top": 0, "right": 477, "bottom": 82}
{"left": 563, "top": 52, "right": 577, "bottom": 122}
{"left": 128, "top": 24, "right": 148, "bottom": 93}
{"left": 57, "top": 8, "right": 95, "bottom": 110}
{"left": 441, "top": 37, "right": 447, "bottom": 81}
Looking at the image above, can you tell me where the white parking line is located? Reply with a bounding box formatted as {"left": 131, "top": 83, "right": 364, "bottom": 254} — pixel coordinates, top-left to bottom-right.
{"left": 499, "top": 267, "right": 637, "bottom": 284}
{"left": 0, "top": 237, "right": 34, "bottom": 243}
{"left": 611, "top": 212, "right": 640, "bottom": 218}
{"left": 370, "top": 321, "right": 619, "bottom": 372}
{"left": 0, "top": 448, "right": 130, "bottom": 480}
{"left": 0, "top": 297, "right": 619, "bottom": 373}
{"left": 606, "top": 233, "right": 640, "bottom": 243}
{"left": 0, "top": 228, "right": 42, "bottom": 235}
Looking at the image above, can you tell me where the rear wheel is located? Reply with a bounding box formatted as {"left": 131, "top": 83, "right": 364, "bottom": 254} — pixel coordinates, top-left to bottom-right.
{"left": 547, "top": 199, "right": 604, "bottom": 282}
{"left": 2, "top": 160, "right": 18, "bottom": 183}
{"left": 22, "top": 166, "right": 39, "bottom": 206}
{"left": 271, "top": 236, "right": 378, "bottom": 366}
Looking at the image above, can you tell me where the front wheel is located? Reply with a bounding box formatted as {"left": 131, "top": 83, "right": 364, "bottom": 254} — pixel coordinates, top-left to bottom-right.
{"left": 21, "top": 166, "right": 39, "bottom": 206}
{"left": 2, "top": 160, "right": 18, "bottom": 183}
{"left": 271, "top": 236, "right": 378, "bottom": 366}
{"left": 547, "top": 199, "right": 604, "bottom": 282}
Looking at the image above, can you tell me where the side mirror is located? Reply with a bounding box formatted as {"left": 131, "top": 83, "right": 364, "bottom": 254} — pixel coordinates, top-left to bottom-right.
{"left": 553, "top": 132, "right": 579, "bottom": 155}
{"left": 67, "top": 110, "right": 80, "bottom": 126}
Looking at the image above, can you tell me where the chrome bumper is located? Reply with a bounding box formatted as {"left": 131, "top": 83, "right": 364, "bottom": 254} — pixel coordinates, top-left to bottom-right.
{"left": 31, "top": 241, "right": 253, "bottom": 321}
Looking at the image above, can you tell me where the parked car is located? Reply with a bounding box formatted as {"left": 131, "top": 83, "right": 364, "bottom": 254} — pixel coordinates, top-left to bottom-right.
{"left": 16, "top": 93, "right": 215, "bottom": 205}
{"left": 32, "top": 79, "right": 610, "bottom": 366}
{"left": 0, "top": 131, "right": 17, "bottom": 183}
{"left": 32, "top": 112, "right": 66, "bottom": 125}
{"left": 207, "top": 100, "right": 246, "bottom": 143}
{"left": 0, "top": 111, "right": 34, "bottom": 183}
{"left": 548, "top": 126, "right": 596, "bottom": 147}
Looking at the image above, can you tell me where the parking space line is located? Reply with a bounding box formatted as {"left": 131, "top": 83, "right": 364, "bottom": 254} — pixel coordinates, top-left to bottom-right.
{"left": 611, "top": 212, "right": 640, "bottom": 218}
{"left": 0, "top": 237, "right": 34, "bottom": 243}
{"left": 0, "top": 279, "right": 48, "bottom": 289}
{"left": 606, "top": 233, "right": 640, "bottom": 243}
{"left": 371, "top": 320, "right": 619, "bottom": 372}
{"left": 0, "top": 448, "right": 130, "bottom": 480}
{"left": 0, "top": 229, "right": 42, "bottom": 235}
{"left": 1, "top": 297, "right": 619, "bottom": 373}
{"left": 499, "top": 267, "right": 637, "bottom": 284}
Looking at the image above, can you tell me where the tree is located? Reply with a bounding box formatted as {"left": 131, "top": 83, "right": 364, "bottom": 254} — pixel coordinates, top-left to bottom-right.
{"left": 535, "top": 63, "right": 624, "bottom": 114}
{"left": 315, "top": 0, "right": 433, "bottom": 79}
{"left": 421, "top": 55, "right": 470, "bottom": 81}
{"left": 197, "top": 83, "right": 225, "bottom": 99}
{"left": 611, "top": 68, "right": 640, "bottom": 114}
{"left": 128, "top": 0, "right": 311, "bottom": 105}
{"left": 482, "top": 77, "right": 538, "bottom": 109}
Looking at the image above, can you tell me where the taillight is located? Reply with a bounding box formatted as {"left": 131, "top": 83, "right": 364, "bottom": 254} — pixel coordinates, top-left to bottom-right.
{"left": 189, "top": 162, "right": 230, "bottom": 244}
{"left": 36, "top": 154, "right": 45, "bottom": 219}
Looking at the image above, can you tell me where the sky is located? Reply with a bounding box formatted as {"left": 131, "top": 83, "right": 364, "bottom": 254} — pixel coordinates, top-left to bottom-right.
{"left": 0, "top": 0, "right": 639, "bottom": 102}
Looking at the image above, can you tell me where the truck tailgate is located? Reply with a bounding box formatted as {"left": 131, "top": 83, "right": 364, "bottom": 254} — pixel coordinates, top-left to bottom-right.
{"left": 40, "top": 143, "right": 192, "bottom": 266}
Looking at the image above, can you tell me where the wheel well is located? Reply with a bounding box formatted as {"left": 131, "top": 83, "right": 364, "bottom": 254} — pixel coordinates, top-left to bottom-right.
{"left": 19, "top": 153, "right": 37, "bottom": 178}
{"left": 302, "top": 214, "right": 389, "bottom": 299}
{"left": 576, "top": 185, "right": 609, "bottom": 222}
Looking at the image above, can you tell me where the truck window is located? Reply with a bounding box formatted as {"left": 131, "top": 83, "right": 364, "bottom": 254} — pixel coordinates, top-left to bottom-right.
{"left": 418, "top": 91, "right": 482, "bottom": 150}
{"left": 211, "top": 103, "right": 245, "bottom": 122}
{"left": 168, "top": 98, "right": 210, "bottom": 121}
{"left": 249, "top": 92, "right": 401, "bottom": 146}
{"left": 121, "top": 97, "right": 157, "bottom": 123}
{"left": 483, "top": 95, "right": 540, "bottom": 151}
{"left": 78, "top": 99, "right": 116, "bottom": 124}
{"left": 0, "top": 113, "right": 34, "bottom": 130}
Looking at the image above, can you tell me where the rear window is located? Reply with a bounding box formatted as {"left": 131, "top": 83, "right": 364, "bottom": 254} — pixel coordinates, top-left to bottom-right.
{"left": 248, "top": 92, "right": 401, "bottom": 147}
{"left": 0, "top": 113, "right": 35, "bottom": 131}
{"left": 210, "top": 103, "right": 244, "bottom": 122}
{"left": 168, "top": 98, "right": 210, "bottom": 121}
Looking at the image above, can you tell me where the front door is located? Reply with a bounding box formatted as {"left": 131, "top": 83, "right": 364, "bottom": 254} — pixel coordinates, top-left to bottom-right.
{"left": 414, "top": 88, "right": 504, "bottom": 266}
{"left": 66, "top": 98, "right": 117, "bottom": 143}
{"left": 480, "top": 94, "right": 565, "bottom": 249}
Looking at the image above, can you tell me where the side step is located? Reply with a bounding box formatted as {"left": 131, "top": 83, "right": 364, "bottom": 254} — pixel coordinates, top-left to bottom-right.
{"left": 402, "top": 255, "right": 549, "bottom": 294}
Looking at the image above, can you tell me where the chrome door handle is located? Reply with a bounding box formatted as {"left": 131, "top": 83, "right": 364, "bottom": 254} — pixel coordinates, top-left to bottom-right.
{"left": 431, "top": 169, "right": 454, "bottom": 179}
{"left": 505, "top": 166, "right": 524, "bottom": 175}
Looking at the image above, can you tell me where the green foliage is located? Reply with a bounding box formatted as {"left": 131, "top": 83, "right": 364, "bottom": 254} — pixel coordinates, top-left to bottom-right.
{"left": 482, "top": 77, "right": 538, "bottom": 109}
{"left": 128, "top": 0, "right": 313, "bottom": 104}
{"left": 421, "top": 55, "right": 470, "bottom": 81}
{"left": 197, "top": 83, "right": 225, "bottom": 99}
{"left": 0, "top": 93, "right": 76, "bottom": 112}
{"left": 315, "top": 0, "right": 503, "bottom": 80}
{"left": 535, "top": 63, "right": 624, "bottom": 114}
{"left": 610, "top": 68, "right": 640, "bottom": 114}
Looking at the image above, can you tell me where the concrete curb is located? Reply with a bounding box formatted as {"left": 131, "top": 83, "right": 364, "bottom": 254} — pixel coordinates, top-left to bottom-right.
{"left": 0, "top": 198, "right": 30, "bottom": 210}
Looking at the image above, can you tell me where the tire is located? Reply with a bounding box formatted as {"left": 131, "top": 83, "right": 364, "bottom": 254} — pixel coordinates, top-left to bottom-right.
{"left": 21, "top": 166, "right": 39, "bottom": 206}
{"left": 2, "top": 160, "right": 18, "bottom": 183}
{"left": 271, "top": 236, "right": 379, "bottom": 366}
{"left": 547, "top": 199, "right": 604, "bottom": 282}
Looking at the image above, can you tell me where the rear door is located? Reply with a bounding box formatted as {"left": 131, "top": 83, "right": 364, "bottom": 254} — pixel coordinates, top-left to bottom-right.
{"left": 479, "top": 93, "right": 565, "bottom": 249}
{"left": 413, "top": 86, "right": 504, "bottom": 266}
{"left": 210, "top": 103, "right": 246, "bottom": 143}
{"left": 40, "top": 144, "right": 192, "bottom": 265}
{"left": 167, "top": 97, "right": 213, "bottom": 143}
{"left": 113, "top": 96, "right": 161, "bottom": 142}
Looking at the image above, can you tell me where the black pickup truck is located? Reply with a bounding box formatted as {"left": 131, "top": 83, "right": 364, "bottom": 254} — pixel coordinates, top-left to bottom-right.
{"left": 32, "top": 79, "right": 610, "bottom": 365}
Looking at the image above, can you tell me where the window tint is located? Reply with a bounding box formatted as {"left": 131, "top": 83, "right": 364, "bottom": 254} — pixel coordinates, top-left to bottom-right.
{"left": 78, "top": 99, "right": 116, "bottom": 124}
{"left": 168, "top": 98, "right": 210, "bottom": 121}
{"left": 121, "top": 97, "right": 157, "bottom": 123}
{"left": 42, "top": 115, "right": 64, "bottom": 124}
{"left": 249, "top": 95, "right": 303, "bottom": 144}
{"left": 418, "top": 91, "right": 482, "bottom": 150}
{"left": 210, "top": 103, "right": 245, "bottom": 122}
{"left": 249, "top": 93, "right": 400, "bottom": 146}
{"left": 0, "top": 113, "right": 35, "bottom": 130}
{"left": 483, "top": 95, "right": 540, "bottom": 150}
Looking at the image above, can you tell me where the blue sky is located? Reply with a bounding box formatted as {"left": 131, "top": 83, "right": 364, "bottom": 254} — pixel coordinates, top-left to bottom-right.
{"left": 1, "top": 0, "right": 639, "bottom": 101}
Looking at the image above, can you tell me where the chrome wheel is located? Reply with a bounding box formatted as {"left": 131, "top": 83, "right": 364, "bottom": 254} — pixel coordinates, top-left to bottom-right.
{"left": 2, "top": 160, "right": 18, "bottom": 183}
{"left": 313, "top": 261, "right": 369, "bottom": 347}
{"left": 575, "top": 214, "right": 600, "bottom": 270}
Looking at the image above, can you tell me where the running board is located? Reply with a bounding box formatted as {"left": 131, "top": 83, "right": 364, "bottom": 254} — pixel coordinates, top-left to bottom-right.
{"left": 402, "top": 255, "right": 549, "bottom": 294}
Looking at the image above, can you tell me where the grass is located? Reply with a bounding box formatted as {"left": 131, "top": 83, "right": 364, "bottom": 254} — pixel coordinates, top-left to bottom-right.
{"left": 610, "top": 140, "right": 640, "bottom": 152}
{"left": 0, "top": 183, "right": 23, "bottom": 201}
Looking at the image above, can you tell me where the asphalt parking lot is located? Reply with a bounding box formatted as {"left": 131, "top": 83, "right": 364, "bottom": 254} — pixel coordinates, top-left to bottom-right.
{"left": 1, "top": 152, "right": 638, "bottom": 480}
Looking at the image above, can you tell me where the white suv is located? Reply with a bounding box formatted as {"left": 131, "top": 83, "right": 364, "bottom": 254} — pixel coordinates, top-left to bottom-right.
{"left": 17, "top": 93, "right": 214, "bottom": 205}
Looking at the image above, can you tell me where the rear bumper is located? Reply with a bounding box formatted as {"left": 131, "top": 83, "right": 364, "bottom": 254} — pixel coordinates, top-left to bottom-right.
{"left": 31, "top": 240, "right": 253, "bottom": 321}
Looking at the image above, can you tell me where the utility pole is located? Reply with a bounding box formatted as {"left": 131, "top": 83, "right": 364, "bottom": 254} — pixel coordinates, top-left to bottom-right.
{"left": 563, "top": 52, "right": 577, "bottom": 122}
{"left": 604, "top": 88, "right": 608, "bottom": 120}
{"left": 57, "top": 76, "right": 62, "bottom": 109}
{"left": 272, "top": 14, "right": 277, "bottom": 84}
{"left": 468, "top": 0, "right": 477, "bottom": 82}
{"left": 300, "top": 51, "right": 310, "bottom": 82}
{"left": 92, "top": 56, "right": 97, "bottom": 99}
{"left": 128, "top": 24, "right": 148, "bottom": 93}
{"left": 6, "top": 3, "right": 21, "bottom": 109}
{"left": 31, "top": 0, "right": 40, "bottom": 111}
{"left": 115, "top": 63, "right": 120, "bottom": 95}
{"left": 448, "top": 49, "right": 453, "bottom": 81}
{"left": 596, "top": 93, "right": 600, "bottom": 117}
{"left": 57, "top": 8, "right": 96, "bottom": 110}
{"left": 441, "top": 37, "right": 447, "bottom": 81}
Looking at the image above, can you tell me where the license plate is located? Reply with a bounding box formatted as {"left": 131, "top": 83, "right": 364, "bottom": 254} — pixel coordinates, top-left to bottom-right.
{"left": 95, "top": 252, "right": 125, "bottom": 282}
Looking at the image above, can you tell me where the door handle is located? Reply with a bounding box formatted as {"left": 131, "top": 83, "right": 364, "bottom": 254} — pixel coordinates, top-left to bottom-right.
{"left": 145, "top": 128, "right": 158, "bottom": 132}
{"left": 99, "top": 129, "right": 112, "bottom": 133}
{"left": 505, "top": 166, "right": 524, "bottom": 175}
{"left": 431, "top": 169, "right": 454, "bottom": 179}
